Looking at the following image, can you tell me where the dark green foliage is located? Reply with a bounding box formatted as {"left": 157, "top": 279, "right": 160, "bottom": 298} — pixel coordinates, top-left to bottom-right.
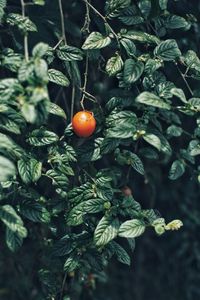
{"left": 0, "top": 0, "right": 199, "bottom": 299}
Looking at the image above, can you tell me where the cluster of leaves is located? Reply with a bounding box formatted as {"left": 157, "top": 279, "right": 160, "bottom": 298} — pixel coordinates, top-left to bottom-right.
{"left": 0, "top": 0, "right": 199, "bottom": 299}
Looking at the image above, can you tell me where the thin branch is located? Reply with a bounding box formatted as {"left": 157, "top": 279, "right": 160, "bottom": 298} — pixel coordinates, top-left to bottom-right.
{"left": 80, "top": 53, "right": 89, "bottom": 110}
{"left": 53, "top": 38, "right": 63, "bottom": 50}
{"left": 81, "top": 0, "right": 119, "bottom": 43}
{"left": 147, "top": 21, "right": 194, "bottom": 97}
{"left": 20, "top": 0, "right": 29, "bottom": 61}
{"left": 81, "top": 0, "right": 91, "bottom": 34}
{"left": 176, "top": 64, "right": 194, "bottom": 97}
{"left": 59, "top": 272, "right": 67, "bottom": 300}
{"left": 58, "top": 0, "right": 67, "bottom": 44}
{"left": 71, "top": 85, "right": 76, "bottom": 121}
{"left": 79, "top": 89, "right": 96, "bottom": 101}
{"left": 80, "top": 0, "right": 90, "bottom": 110}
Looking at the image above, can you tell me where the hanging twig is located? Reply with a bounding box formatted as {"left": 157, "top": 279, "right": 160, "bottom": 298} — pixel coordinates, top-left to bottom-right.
{"left": 176, "top": 64, "right": 194, "bottom": 97}
{"left": 58, "top": 0, "right": 67, "bottom": 44}
{"left": 81, "top": 0, "right": 119, "bottom": 43}
{"left": 80, "top": 53, "right": 89, "bottom": 110}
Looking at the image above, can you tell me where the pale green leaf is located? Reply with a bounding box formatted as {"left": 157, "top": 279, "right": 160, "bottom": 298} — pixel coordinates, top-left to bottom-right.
{"left": 123, "top": 59, "right": 144, "bottom": 84}
{"left": 154, "top": 39, "right": 181, "bottom": 61}
{"left": 106, "top": 54, "right": 123, "bottom": 76}
{"left": 135, "top": 91, "right": 171, "bottom": 110}
{"left": 48, "top": 69, "right": 70, "bottom": 86}
{"left": 119, "top": 219, "right": 145, "bottom": 238}
{"left": 82, "top": 32, "right": 111, "bottom": 50}
{"left": 94, "top": 216, "right": 119, "bottom": 246}
{"left": 169, "top": 160, "right": 185, "bottom": 180}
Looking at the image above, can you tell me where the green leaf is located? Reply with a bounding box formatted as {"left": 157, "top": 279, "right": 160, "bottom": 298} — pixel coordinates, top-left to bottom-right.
{"left": 107, "top": 124, "right": 135, "bottom": 139}
{"left": 188, "top": 140, "right": 200, "bottom": 156}
{"left": 6, "top": 228, "right": 23, "bottom": 252}
{"left": 46, "top": 169, "right": 69, "bottom": 191}
{"left": 67, "top": 199, "right": 105, "bottom": 226}
{"left": 82, "top": 32, "right": 111, "bottom": 50}
{"left": 167, "top": 125, "right": 183, "bottom": 137}
{"left": 145, "top": 58, "right": 162, "bottom": 74}
{"left": 1, "top": 48, "right": 22, "bottom": 72}
{"left": 106, "top": 53, "right": 123, "bottom": 76}
{"left": 0, "top": 108, "right": 24, "bottom": 135}
{"left": 129, "top": 153, "right": 145, "bottom": 175}
{"left": 34, "top": 58, "right": 48, "bottom": 81}
{"left": 33, "top": 0, "right": 45, "bottom": 5}
{"left": 21, "top": 104, "right": 37, "bottom": 123}
{"left": 76, "top": 138, "right": 103, "bottom": 163}
{"left": 159, "top": 0, "right": 168, "bottom": 10}
{"left": 164, "top": 15, "right": 189, "bottom": 30}
{"left": 120, "top": 38, "right": 136, "bottom": 57}
{"left": 105, "top": 96, "right": 133, "bottom": 111}
{"left": 106, "top": 110, "right": 137, "bottom": 126}
{"left": 27, "top": 129, "right": 59, "bottom": 146}
{"left": 156, "top": 81, "right": 175, "bottom": 99}
{"left": 0, "top": 205, "right": 27, "bottom": 238}
{"left": 110, "top": 241, "right": 131, "bottom": 265}
{"left": 0, "top": 0, "right": 6, "bottom": 9}
{"left": 52, "top": 234, "right": 75, "bottom": 257}
{"left": 171, "top": 88, "right": 187, "bottom": 103}
{"left": 94, "top": 216, "right": 119, "bottom": 246}
{"left": 143, "top": 133, "right": 161, "bottom": 151}
{"left": 123, "top": 59, "right": 144, "bottom": 84}
{"left": 17, "top": 158, "right": 42, "bottom": 184}
{"left": 57, "top": 45, "right": 83, "bottom": 61}
{"left": 154, "top": 39, "right": 181, "bottom": 61}
{"left": 115, "top": 150, "right": 144, "bottom": 175}
{"left": 48, "top": 69, "right": 70, "bottom": 86}
{"left": 135, "top": 91, "right": 171, "bottom": 110}
{"left": 119, "top": 6, "right": 144, "bottom": 25}
{"left": 64, "top": 255, "right": 80, "bottom": 272}
{"left": 0, "top": 156, "right": 16, "bottom": 182}
{"left": 6, "top": 13, "right": 37, "bottom": 33}
{"left": 122, "top": 30, "right": 160, "bottom": 44}
{"left": 18, "top": 61, "right": 34, "bottom": 82}
{"left": 118, "top": 219, "right": 145, "bottom": 238}
{"left": 0, "top": 78, "right": 23, "bottom": 102}
{"left": 19, "top": 200, "right": 50, "bottom": 223}
{"left": 105, "top": 0, "right": 131, "bottom": 18}
{"left": 49, "top": 103, "right": 67, "bottom": 119}
{"left": 32, "top": 42, "right": 49, "bottom": 58}
{"left": 189, "top": 98, "right": 200, "bottom": 111}
{"left": 169, "top": 160, "right": 185, "bottom": 180}
{"left": 184, "top": 50, "right": 200, "bottom": 72}
{"left": 0, "top": 133, "right": 23, "bottom": 159}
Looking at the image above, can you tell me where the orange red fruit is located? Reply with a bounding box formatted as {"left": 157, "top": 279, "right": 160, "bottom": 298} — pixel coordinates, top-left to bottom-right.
{"left": 72, "top": 111, "right": 96, "bottom": 137}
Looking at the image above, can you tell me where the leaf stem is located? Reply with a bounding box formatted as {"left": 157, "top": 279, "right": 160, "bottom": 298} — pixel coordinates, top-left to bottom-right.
{"left": 20, "top": 0, "right": 29, "bottom": 61}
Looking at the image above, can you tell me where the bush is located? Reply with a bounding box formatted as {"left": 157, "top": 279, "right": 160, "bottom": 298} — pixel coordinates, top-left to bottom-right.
{"left": 0, "top": 0, "right": 199, "bottom": 299}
